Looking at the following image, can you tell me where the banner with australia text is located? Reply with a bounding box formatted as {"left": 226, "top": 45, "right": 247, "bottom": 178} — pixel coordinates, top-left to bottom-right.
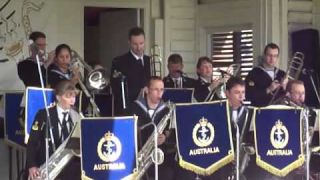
{"left": 175, "top": 100, "right": 234, "bottom": 175}
{"left": 25, "top": 87, "right": 55, "bottom": 143}
{"left": 81, "top": 116, "right": 138, "bottom": 180}
{"left": 4, "top": 91, "right": 25, "bottom": 148}
{"left": 253, "top": 105, "right": 304, "bottom": 177}
{"left": 162, "top": 88, "right": 194, "bottom": 103}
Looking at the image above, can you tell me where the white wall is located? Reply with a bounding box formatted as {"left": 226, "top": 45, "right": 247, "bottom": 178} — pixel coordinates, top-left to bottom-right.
{"left": 164, "top": 0, "right": 197, "bottom": 77}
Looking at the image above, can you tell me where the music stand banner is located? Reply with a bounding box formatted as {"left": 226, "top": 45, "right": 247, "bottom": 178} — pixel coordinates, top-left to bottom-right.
{"left": 81, "top": 116, "right": 138, "bottom": 180}
{"left": 162, "top": 88, "right": 194, "bottom": 103}
{"left": 25, "top": 87, "right": 55, "bottom": 143}
{"left": 175, "top": 100, "right": 234, "bottom": 175}
{"left": 253, "top": 105, "right": 304, "bottom": 176}
{"left": 4, "top": 91, "right": 25, "bottom": 148}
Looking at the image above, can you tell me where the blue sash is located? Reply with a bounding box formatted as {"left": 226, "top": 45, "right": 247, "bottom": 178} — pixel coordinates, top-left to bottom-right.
{"left": 175, "top": 100, "right": 234, "bottom": 175}
{"left": 253, "top": 105, "right": 304, "bottom": 176}
{"left": 81, "top": 116, "right": 138, "bottom": 179}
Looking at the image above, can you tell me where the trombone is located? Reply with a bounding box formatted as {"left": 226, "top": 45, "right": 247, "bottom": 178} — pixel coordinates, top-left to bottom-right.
{"left": 150, "top": 45, "right": 162, "bottom": 77}
{"left": 269, "top": 52, "right": 304, "bottom": 105}
{"left": 205, "top": 63, "right": 241, "bottom": 102}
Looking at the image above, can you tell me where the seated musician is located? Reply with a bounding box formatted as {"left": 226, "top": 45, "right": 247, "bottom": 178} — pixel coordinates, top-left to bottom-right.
{"left": 245, "top": 80, "right": 316, "bottom": 180}
{"left": 163, "top": 54, "right": 195, "bottom": 88}
{"left": 245, "top": 43, "right": 287, "bottom": 107}
{"left": 194, "top": 56, "right": 229, "bottom": 102}
{"left": 127, "top": 76, "right": 174, "bottom": 180}
{"left": 176, "top": 77, "right": 249, "bottom": 180}
{"left": 47, "top": 44, "right": 80, "bottom": 89}
{"left": 26, "top": 80, "right": 81, "bottom": 180}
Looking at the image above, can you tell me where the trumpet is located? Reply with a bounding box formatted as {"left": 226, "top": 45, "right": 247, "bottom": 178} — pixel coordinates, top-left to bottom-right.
{"left": 205, "top": 64, "right": 241, "bottom": 102}
{"left": 269, "top": 52, "right": 304, "bottom": 105}
{"left": 150, "top": 45, "right": 162, "bottom": 77}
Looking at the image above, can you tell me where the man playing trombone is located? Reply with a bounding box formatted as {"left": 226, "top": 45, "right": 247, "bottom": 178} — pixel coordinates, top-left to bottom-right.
{"left": 245, "top": 43, "right": 287, "bottom": 107}
{"left": 194, "top": 56, "right": 230, "bottom": 102}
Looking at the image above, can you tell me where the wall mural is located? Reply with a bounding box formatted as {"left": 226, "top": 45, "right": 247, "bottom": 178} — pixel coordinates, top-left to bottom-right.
{"left": 0, "top": 0, "right": 45, "bottom": 90}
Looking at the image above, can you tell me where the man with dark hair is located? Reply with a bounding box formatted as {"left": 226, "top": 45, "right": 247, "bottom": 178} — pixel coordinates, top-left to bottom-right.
{"left": 111, "top": 27, "right": 151, "bottom": 115}
{"left": 127, "top": 76, "right": 175, "bottom": 180}
{"left": 245, "top": 43, "right": 286, "bottom": 106}
{"left": 194, "top": 56, "right": 228, "bottom": 102}
{"left": 26, "top": 80, "right": 81, "bottom": 180}
{"left": 163, "top": 54, "right": 195, "bottom": 88}
{"left": 17, "top": 31, "right": 54, "bottom": 87}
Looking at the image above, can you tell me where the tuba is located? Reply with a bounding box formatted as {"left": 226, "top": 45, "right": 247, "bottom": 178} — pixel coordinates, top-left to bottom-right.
{"left": 205, "top": 63, "right": 241, "bottom": 102}
{"left": 150, "top": 45, "right": 162, "bottom": 77}
{"left": 136, "top": 102, "right": 175, "bottom": 179}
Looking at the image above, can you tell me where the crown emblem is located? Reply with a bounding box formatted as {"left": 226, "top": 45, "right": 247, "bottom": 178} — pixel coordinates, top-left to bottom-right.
{"left": 199, "top": 117, "right": 208, "bottom": 126}
{"left": 104, "top": 131, "right": 114, "bottom": 141}
{"left": 275, "top": 120, "right": 283, "bottom": 128}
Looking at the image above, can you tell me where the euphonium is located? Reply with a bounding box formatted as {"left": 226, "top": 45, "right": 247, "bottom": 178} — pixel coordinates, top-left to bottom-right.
{"left": 136, "top": 102, "right": 175, "bottom": 179}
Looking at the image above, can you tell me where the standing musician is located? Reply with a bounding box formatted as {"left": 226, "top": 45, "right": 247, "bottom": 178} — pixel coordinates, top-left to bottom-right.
{"left": 127, "top": 76, "right": 174, "bottom": 180}
{"left": 194, "top": 56, "right": 229, "bottom": 102}
{"left": 163, "top": 54, "right": 195, "bottom": 88}
{"left": 47, "top": 44, "right": 80, "bottom": 89}
{"left": 26, "top": 80, "right": 81, "bottom": 180}
{"left": 245, "top": 43, "right": 287, "bottom": 107}
{"left": 17, "top": 31, "right": 54, "bottom": 87}
{"left": 111, "top": 27, "right": 151, "bottom": 115}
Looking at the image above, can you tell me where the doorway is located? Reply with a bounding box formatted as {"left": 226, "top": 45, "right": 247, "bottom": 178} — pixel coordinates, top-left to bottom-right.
{"left": 84, "top": 7, "right": 143, "bottom": 73}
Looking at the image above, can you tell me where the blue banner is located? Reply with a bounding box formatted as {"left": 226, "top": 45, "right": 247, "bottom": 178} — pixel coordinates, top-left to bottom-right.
{"left": 162, "top": 88, "right": 194, "bottom": 103}
{"left": 81, "top": 116, "right": 138, "bottom": 180}
{"left": 175, "top": 100, "right": 234, "bottom": 175}
{"left": 4, "top": 92, "right": 25, "bottom": 148}
{"left": 253, "top": 105, "right": 304, "bottom": 176}
{"left": 25, "top": 87, "right": 55, "bottom": 143}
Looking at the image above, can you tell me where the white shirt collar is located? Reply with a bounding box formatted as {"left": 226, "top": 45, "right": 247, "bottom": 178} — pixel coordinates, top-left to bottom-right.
{"left": 130, "top": 50, "right": 144, "bottom": 61}
{"left": 200, "top": 76, "right": 210, "bottom": 83}
{"left": 56, "top": 105, "right": 70, "bottom": 123}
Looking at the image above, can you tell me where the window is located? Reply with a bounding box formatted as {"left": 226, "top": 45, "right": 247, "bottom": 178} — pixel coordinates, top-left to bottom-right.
{"left": 211, "top": 29, "right": 253, "bottom": 78}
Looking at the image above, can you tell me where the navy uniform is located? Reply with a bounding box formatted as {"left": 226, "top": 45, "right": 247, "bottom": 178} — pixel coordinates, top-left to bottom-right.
{"left": 111, "top": 52, "right": 150, "bottom": 115}
{"left": 47, "top": 64, "right": 72, "bottom": 89}
{"left": 127, "top": 97, "right": 175, "bottom": 180}
{"left": 245, "top": 66, "right": 286, "bottom": 107}
{"left": 163, "top": 75, "right": 196, "bottom": 88}
{"left": 194, "top": 78, "right": 220, "bottom": 102}
{"left": 17, "top": 58, "right": 46, "bottom": 87}
{"left": 26, "top": 106, "right": 81, "bottom": 180}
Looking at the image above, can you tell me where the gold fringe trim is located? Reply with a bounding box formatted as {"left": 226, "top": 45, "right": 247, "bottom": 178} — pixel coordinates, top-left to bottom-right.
{"left": 256, "top": 154, "right": 305, "bottom": 177}
{"left": 178, "top": 150, "right": 234, "bottom": 176}
{"left": 81, "top": 170, "right": 93, "bottom": 180}
{"left": 121, "top": 171, "right": 138, "bottom": 180}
